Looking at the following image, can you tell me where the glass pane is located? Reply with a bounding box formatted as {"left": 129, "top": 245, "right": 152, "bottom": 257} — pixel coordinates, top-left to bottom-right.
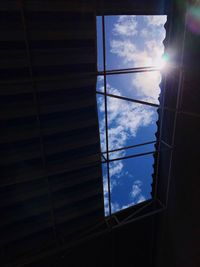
{"left": 105, "top": 15, "right": 167, "bottom": 70}
{"left": 96, "top": 16, "right": 104, "bottom": 71}
{"left": 106, "top": 71, "right": 162, "bottom": 105}
{"left": 102, "top": 163, "right": 110, "bottom": 216}
{"left": 96, "top": 92, "right": 106, "bottom": 154}
{"left": 110, "top": 154, "right": 154, "bottom": 214}
{"left": 96, "top": 75, "right": 104, "bottom": 93}
{"left": 106, "top": 96, "right": 158, "bottom": 152}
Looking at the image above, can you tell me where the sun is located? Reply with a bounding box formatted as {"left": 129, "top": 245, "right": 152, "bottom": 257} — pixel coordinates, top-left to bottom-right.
{"left": 155, "top": 53, "right": 170, "bottom": 70}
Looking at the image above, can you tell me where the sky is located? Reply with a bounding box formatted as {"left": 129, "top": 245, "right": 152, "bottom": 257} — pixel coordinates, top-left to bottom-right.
{"left": 96, "top": 15, "right": 167, "bottom": 215}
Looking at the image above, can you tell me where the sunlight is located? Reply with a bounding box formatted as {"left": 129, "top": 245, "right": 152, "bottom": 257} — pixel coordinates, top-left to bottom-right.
{"left": 155, "top": 53, "right": 170, "bottom": 70}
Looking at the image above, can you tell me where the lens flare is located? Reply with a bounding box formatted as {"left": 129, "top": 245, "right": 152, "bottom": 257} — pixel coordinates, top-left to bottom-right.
{"left": 186, "top": 6, "right": 200, "bottom": 35}
{"left": 155, "top": 53, "right": 169, "bottom": 70}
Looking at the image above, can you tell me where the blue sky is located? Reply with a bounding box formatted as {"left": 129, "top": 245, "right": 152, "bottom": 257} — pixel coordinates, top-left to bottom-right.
{"left": 96, "top": 15, "right": 167, "bottom": 215}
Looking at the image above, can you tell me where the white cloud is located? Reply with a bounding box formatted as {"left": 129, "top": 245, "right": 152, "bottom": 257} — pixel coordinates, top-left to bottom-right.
{"left": 103, "top": 192, "right": 121, "bottom": 215}
{"left": 145, "top": 15, "right": 167, "bottom": 27}
{"left": 113, "top": 15, "right": 138, "bottom": 36}
{"left": 110, "top": 38, "right": 164, "bottom": 69}
{"left": 110, "top": 39, "right": 136, "bottom": 62}
{"left": 130, "top": 180, "right": 146, "bottom": 204}
{"left": 137, "top": 195, "right": 146, "bottom": 203}
{"left": 110, "top": 32, "right": 165, "bottom": 102}
{"left": 109, "top": 160, "right": 123, "bottom": 177}
{"left": 103, "top": 175, "right": 118, "bottom": 215}
{"left": 97, "top": 76, "right": 104, "bottom": 82}
{"left": 132, "top": 71, "right": 161, "bottom": 102}
{"left": 111, "top": 202, "right": 121, "bottom": 213}
{"left": 103, "top": 193, "right": 109, "bottom": 216}
{"left": 121, "top": 203, "right": 133, "bottom": 210}
{"left": 131, "top": 184, "right": 142, "bottom": 198}
{"left": 140, "top": 28, "right": 149, "bottom": 38}
{"left": 107, "top": 88, "right": 154, "bottom": 136}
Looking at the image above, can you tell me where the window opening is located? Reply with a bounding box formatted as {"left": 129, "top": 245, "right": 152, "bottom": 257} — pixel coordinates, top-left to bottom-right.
{"left": 96, "top": 15, "right": 167, "bottom": 216}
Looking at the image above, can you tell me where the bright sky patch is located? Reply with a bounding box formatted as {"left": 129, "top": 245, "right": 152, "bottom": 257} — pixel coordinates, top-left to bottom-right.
{"left": 96, "top": 15, "right": 167, "bottom": 216}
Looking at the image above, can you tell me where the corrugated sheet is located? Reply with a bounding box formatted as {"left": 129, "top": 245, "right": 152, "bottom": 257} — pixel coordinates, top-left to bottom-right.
{"left": 0, "top": 2, "right": 104, "bottom": 266}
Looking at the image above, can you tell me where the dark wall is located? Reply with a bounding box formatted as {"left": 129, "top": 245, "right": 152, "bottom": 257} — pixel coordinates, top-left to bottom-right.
{"left": 154, "top": 2, "right": 200, "bottom": 267}
{"left": 27, "top": 216, "right": 155, "bottom": 267}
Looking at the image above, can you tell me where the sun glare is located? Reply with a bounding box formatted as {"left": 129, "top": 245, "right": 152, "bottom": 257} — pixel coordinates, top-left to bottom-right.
{"left": 156, "top": 53, "right": 169, "bottom": 70}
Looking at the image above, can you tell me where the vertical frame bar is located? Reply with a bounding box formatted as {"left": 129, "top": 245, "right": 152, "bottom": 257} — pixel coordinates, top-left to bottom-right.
{"left": 102, "top": 16, "right": 112, "bottom": 216}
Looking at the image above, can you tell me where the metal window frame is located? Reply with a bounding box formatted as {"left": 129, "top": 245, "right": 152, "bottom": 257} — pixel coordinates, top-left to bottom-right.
{"left": 96, "top": 15, "right": 168, "bottom": 217}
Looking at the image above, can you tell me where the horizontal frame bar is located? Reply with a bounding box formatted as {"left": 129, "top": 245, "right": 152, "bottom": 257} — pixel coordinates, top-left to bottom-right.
{"left": 97, "top": 91, "right": 159, "bottom": 108}
{"left": 102, "top": 151, "right": 156, "bottom": 163}
{"left": 98, "top": 66, "right": 160, "bottom": 75}
{"left": 102, "top": 140, "right": 156, "bottom": 155}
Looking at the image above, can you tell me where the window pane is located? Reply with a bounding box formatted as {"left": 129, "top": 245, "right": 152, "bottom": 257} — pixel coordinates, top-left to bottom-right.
{"left": 106, "top": 96, "right": 158, "bottom": 151}
{"left": 106, "top": 71, "right": 162, "bottom": 105}
{"left": 101, "top": 163, "right": 110, "bottom": 216}
{"left": 96, "top": 15, "right": 167, "bottom": 216}
{"left": 96, "top": 92, "right": 106, "bottom": 153}
{"left": 96, "top": 16, "right": 104, "bottom": 71}
{"left": 110, "top": 154, "right": 154, "bottom": 214}
{"left": 105, "top": 15, "right": 167, "bottom": 70}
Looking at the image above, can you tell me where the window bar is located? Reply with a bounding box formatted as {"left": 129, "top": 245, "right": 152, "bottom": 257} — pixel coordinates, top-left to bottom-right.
{"left": 161, "top": 140, "right": 173, "bottom": 149}
{"left": 153, "top": 73, "right": 167, "bottom": 201}
{"left": 100, "top": 65, "right": 159, "bottom": 73}
{"left": 96, "top": 91, "right": 159, "bottom": 108}
{"left": 102, "top": 151, "right": 156, "bottom": 164}
{"left": 101, "top": 153, "right": 107, "bottom": 162}
{"left": 122, "top": 200, "right": 154, "bottom": 223}
{"left": 115, "top": 206, "right": 165, "bottom": 228}
{"left": 102, "top": 140, "right": 156, "bottom": 155}
{"left": 102, "top": 15, "right": 112, "bottom": 216}
{"left": 98, "top": 66, "right": 159, "bottom": 76}
{"left": 153, "top": 13, "right": 174, "bottom": 203}
{"left": 98, "top": 91, "right": 200, "bottom": 117}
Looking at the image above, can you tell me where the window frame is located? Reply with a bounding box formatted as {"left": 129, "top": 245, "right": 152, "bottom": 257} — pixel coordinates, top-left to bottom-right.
{"left": 96, "top": 15, "right": 167, "bottom": 217}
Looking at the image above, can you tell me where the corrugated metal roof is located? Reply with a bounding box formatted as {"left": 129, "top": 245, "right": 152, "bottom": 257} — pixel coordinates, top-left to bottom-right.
{"left": 0, "top": 2, "right": 104, "bottom": 266}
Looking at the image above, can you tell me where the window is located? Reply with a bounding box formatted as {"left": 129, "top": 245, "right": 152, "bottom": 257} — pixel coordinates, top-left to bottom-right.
{"left": 96, "top": 15, "right": 167, "bottom": 216}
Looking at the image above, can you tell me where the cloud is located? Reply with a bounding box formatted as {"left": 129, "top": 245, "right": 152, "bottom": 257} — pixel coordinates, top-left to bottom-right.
{"left": 109, "top": 160, "right": 123, "bottom": 177}
{"left": 110, "top": 38, "right": 164, "bottom": 69}
{"left": 130, "top": 180, "right": 146, "bottom": 204}
{"left": 131, "top": 180, "right": 142, "bottom": 198}
{"left": 121, "top": 203, "right": 132, "bottom": 210}
{"left": 103, "top": 179, "right": 146, "bottom": 215}
{"left": 111, "top": 202, "right": 121, "bottom": 213}
{"left": 103, "top": 173, "right": 119, "bottom": 215}
{"left": 140, "top": 28, "right": 149, "bottom": 38}
{"left": 137, "top": 195, "right": 146, "bottom": 203}
{"left": 110, "top": 39, "right": 136, "bottom": 62}
{"left": 113, "top": 15, "right": 138, "bottom": 36}
{"left": 103, "top": 191, "right": 121, "bottom": 215}
{"left": 132, "top": 71, "right": 161, "bottom": 102}
{"left": 97, "top": 76, "right": 104, "bottom": 82}
{"left": 145, "top": 15, "right": 167, "bottom": 27}
{"left": 107, "top": 87, "right": 154, "bottom": 137}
